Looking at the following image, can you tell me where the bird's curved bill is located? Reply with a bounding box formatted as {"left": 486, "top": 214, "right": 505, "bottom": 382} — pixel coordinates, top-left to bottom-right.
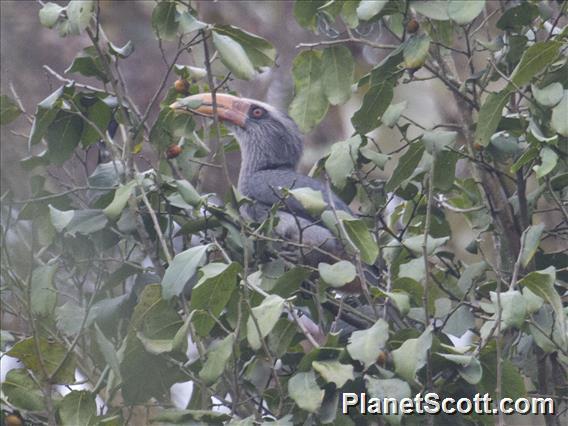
{"left": 170, "top": 93, "right": 249, "bottom": 127}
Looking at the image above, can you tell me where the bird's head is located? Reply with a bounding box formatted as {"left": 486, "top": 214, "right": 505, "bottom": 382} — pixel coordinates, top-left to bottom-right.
{"left": 170, "top": 93, "right": 303, "bottom": 173}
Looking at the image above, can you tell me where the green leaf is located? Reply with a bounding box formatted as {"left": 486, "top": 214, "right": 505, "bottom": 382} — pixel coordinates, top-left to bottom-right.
{"left": 533, "top": 146, "right": 558, "bottom": 179}
{"left": 352, "top": 74, "right": 395, "bottom": 134}
{"left": 319, "top": 260, "right": 356, "bottom": 288}
{"left": 29, "top": 86, "right": 65, "bottom": 146}
{"left": 341, "top": 0, "right": 360, "bottom": 28}
{"left": 356, "top": 0, "right": 388, "bottom": 21}
{"left": 403, "top": 235, "right": 448, "bottom": 255}
{"left": 288, "top": 371, "right": 324, "bottom": 413}
{"left": 246, "top": 294, "right": 286, "bottom": 350}
{"left": 66, "top": 47, "right": 109, "bottom": 82}
{"left": 384, "top": 291, "right": 410, "bottom": 316}
{"left": 1, "top": 369, "right": 46, "bottom": 411}
{"left": 360, "top": 146, "right": 390, "bottom": 169}
{"left": 7, "top": 337, "right": 76, "bottom": 383}
{"left": 433, "top": 150, "right": 459, "bottom": 191}
{"left": 479, "top": 343, "right": 526, "bottom": 400}
{"left": 447, "top": 0, "right": 485, "bottom": 25}
{"left": 30, "top": 263, "right": 58, "bottom": 317}
{"left": 532, "top": 82, "right": 564, "bottom": 107}
{"left": 176, "top": 179, "right": 202, "bottom": 207}
{"left": 411, "top": 1, "right": 450, "bottom": 20}
{"left": 520, "top": 223, "right": 545, "bottom": 268}
{"left": 199, "top": 333, "right": 236, "bottom": 385}
{"left": 496, "top": 2, "right": 538, "bottom": 31}
{"left": 322, "top": 46, "right": 354, "bottom": 105}
{"left": 364, "top": 376, "right": 410, "bottom": 424}
{"left": 422, "top": 130, "right": 457, "bottom": 156}
{"left": 108, "top": 40, "right": 134, "bottom": 58}
{"left": 313, "top": 360, "right": 354, "bottom": 387}
{"left": 551, "top": 91, "right": 568, "bottom": 137}
{"left": 50, "top": 207, "right": 108, "bottom": 236}
{"left": 403, "top": 34, "right": 431, "bottom": 69}
{"left": 346, "top": 319, "right": 389, "bottom": 369}
{"left": 325, "top": 135, "right": 361, "bottom": 189}
{"left": 151, "top": 409, "right": 230, "bottom": 424}
{"left": 289, "top": 50, "right": 328, "bottom": 132}
{"left": 385, "top": 142, "right": 425, "bottom": 192}
{"left": 39, "top": 2, "right": 64, "bottom": 28}
{"left": 212, "top": 32, "right": 256, "bottom": 80}
{"left": 294, "top": 0, "right": 326, "bottom": 30}
{"left": 214, "top": 25, "right": 276, "bottom": 68}
{"left": 288, "top": 187, "right": 328, "bottom": 216}
{"left": 66, "top": 0, "right": 95, "bottom": 35}
{"left": 45, "top": 111, "right": 83, "bottom": 164}
{"left": 0, "top": 94, "right": 22, "bottom": 125}
{"left": 58, "top": 391, "right": 98, "bottom": 426}
{"left": 343, "top": 218, "right": 379, "bottom": 264}
{"left": 80, "top": 99, "right": 112, "bottom": 147}
{"left": 177, "top": 12, "right": 207, "bottom": 34}
{"left": 191, "top": 262, "right": 240, "bottom": 336}
{"left": 152, "top": 1, "right": 179, "bottom": 41}
{"left": 473, "top": 91, "right": 509, "bottom": 147}
{"left": 392, "top": 327, "right": 432, "bottom": 382}
{"left": 95, "top": 324, "right": 121, "bottom": 379}
{"left": 530, "top": 305, "right": 565, "bottom": 353}
{"left": 162, "top": 244, "right": 209, "bottom": 300}
{"left": 103, "top": 180, "right": 136, "bottom": 220}
{"left": 509, "top": 41, "right": 561, "bottom": 89}
{"left": 437, "top": 354, "right": 482, "bottom": 384}
{"left": 382, "top": 100, "right": 407, "bottom": 128}
{"left": 491, "top": 290, "right": 527, "bottom": 329}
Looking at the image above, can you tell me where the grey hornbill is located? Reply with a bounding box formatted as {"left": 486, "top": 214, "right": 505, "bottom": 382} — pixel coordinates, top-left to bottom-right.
{"left": 170, "top": 93, "right": 402, "bottom": 331}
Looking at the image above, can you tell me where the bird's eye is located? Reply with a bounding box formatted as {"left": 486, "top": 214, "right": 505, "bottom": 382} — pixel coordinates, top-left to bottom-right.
{"left": 250, "top": 106, "right": 266, "bottom": 119}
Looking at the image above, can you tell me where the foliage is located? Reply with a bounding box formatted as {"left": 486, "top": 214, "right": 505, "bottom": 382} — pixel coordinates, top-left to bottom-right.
{"left": 1, "top": 0, "right": 567, "bottom": 425}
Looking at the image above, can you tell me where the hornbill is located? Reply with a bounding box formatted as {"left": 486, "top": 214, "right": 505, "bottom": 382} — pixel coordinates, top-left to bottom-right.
{"left": 170, "top": 93, "right": 403, "bottom": 332}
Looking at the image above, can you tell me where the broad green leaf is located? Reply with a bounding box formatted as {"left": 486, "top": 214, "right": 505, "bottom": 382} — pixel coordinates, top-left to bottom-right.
{"left": 288, "top": 371, "right": 324, "bottom": 413}
{"left": 319, "top": 260, "right": 356, "bottom": 288}
{"left": 392, "top": 327, "right": 432, "bottom": 382}
{"left": 66, "top": 0, "right": 95, "bottom": 35}
{"left": 433, "top": 150, "right": 459, "bottom": 191}
{"left": 385, "top": 142, "right": 425, "bottom": 192}
{"left": 65, "top": 47, "right": 109, "bottom": 82}
{"left": 479, "top": 343, "right": 526, "bottom": 400}
{"left": 151, "top": 410, "right": 230, "bottom": 424}
{"left": 533, "top": 146, "right": 558, "bottom": 179}
{"left": 58, "top": 391, "right": 97, "bottom": 426}
{"left": 246, "top": 294, "right": 285, "bottom": 350}
{"left": 347, "top": 319, "right": 389, "bottom": 368}
{"left": 384, "top": 291, "right": 410, "bottom": 316}
{"left": 356, "top": 0, "right": 388, "bottom": 21}
{"left": 212, "top": 32, "right": 255, "bottom": 80}
{"left": 289, "top": 50, "right": 328, "bottom": 132}
{"left": 322, "top": 46, "right": 354, "bottom": 105}
{"left": 343, "top": 218, "right": 379, "bottom": 264}
{"left": 89, "top": 161, "right": 124, "bottom": 187}
{"left": 403, "top": 34, "right": 431, "bottom": 69}
{"left": 177, "top": 11, "right": 207, "bottom": 34}
{"left": 29, "top": 86, "right": 65, "bottom": 146}
{"left": 520, "top": 223, "right": 545, "bottom": 268}
{"left": 30, "top": 263, "right": 58, "bottom": 317}
{"left": 7, "top": 337, "right": 76, "bottom": 383}
{"left": 214, "top": 25, "right": 276, "bottom": 68}
{"left": 457, "top": 261, "right": 487, "bottom": 295}
{"left": 341, "top": 0, "right": 360, "bottom": 28}
{"left": 325, "top": 135, "right": 361, "bottom": 189}
{"left": 103, "top": 180, "right": 136, "bottom": 220}
{"left": 0, "top": 94, "right": 22, "bottom": 125}
{"left": 288, "top": 187, "right": 328, "bottom": 216}
{"left": 95, "top": 324, "right": 121, "bottom": 379}
{"left": 176, "top": 179, "right": 202, "bottom": 207}
{"left": 313, "top": 360, "right": 354, "bottom": 387}
{"left": 532, "top": 82, "right": 564, "bottom": 107}
{"left": 382, "top": 100, "right": 407, "bottom": 128}
{"left": 162, "top": 244, "right": 209, "bottom": 300}
{"left": 496, "top": 2, "right": 538, "bottom": 31}
{"left": 360, "top": 146, "right": 390, "bottom": 169}
{"left": 152, "top": 1, "right": 178, "bottom": 40}
{"left": 45, "top": 111, "right": 83, "bottom": 164}
{"left": 491, "top": 290, "right": 527, "bottom": 329}
{"left": 473, "top": 91, "right": 509, "bottom": 147}
{"left": 199, "top": 333, "right": 236, "bottom": 385}
{"left": 437, "top": 354, "right": 482, "bottom": 384}
{"left": 530, "top": 305, "right": 565, "bottom": 353}
{"left": 80, "top": 99, "right": 112, "bottom": 147}
{"left": 53, "top": 209, "right": 107, "bottom": 236}
{"left": 1, "top": 369, "right": 45, "bottom": 411}
{"left": 294, "top": 0, "right": 326, "bottom": 30}
{"left": 551, "top": 91, "right": 568, "bottom": 137}
{"left": 365, "top": 376, "right": 410, "bottom": 424}
{"left": 422, "top": 130, "right": 457, "bottom": 155}
{"left": 411, "top": 1, "right": 450, "bottom": 20}
{"left": 448, "top": 0, "right": 485, "bottom": 25}
{"left": 509, "top": 41, "right": 561, "bottom": 89}
{"left": 403, "top": 235, "right": 448, "bottom": 255}
{"left": 522, "top": 287, "right": 543, "bottom": 314}
{"left": 108, "top": 40, "right": 134, "bottom": 58}
{"left": 191, "top": 262, "right": 240, "bottom": 336}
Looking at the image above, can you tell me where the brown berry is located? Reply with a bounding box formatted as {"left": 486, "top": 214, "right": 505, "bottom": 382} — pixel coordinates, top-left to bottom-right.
{"left": 406, "top": 18, "right": 419, "bottom": 34}
{"left": 474, "top": 143, "right": 484, "bottom": 151}
{"left": 166, "top": 144, "right": 182, "bottom": 159}
{"left": 377, "top": 350, "right": 387, "bottom": 366}
{"left": 174, "top": 79, "right": 190, "bottom": 94}
{"left": 5, "top": 414, "right": 23, "bottom": 426}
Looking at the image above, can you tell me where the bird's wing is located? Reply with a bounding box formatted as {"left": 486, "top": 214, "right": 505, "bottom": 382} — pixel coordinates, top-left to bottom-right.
{"left": 242, "top": 169, "right": 352, "bottom": 221}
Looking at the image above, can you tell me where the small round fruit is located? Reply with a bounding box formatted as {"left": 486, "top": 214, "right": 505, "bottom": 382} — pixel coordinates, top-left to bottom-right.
{"left": 406, "top": 18, "right": 419, "bottom": 34}
{"left": 166, "top": 144, "right": 182, "bottom": 159}
{"left": 174, "top": 79, "right": 190, "bottom": 94}
{"left": 5, "top": 414, "right": 23, "bottom": 426}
